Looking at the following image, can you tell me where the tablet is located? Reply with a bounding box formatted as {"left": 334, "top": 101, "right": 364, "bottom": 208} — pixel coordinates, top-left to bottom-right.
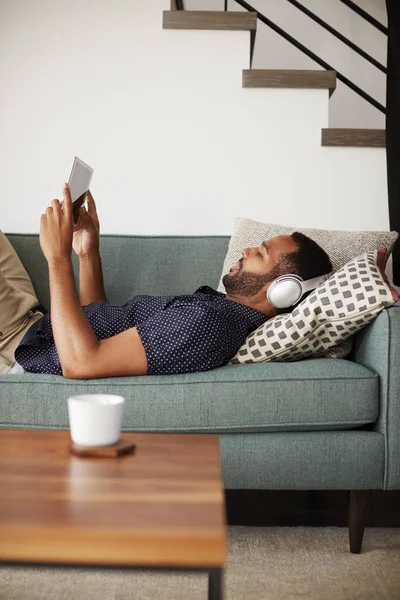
{"left": 68, "top": 156, "right": 94, "bottom": 223}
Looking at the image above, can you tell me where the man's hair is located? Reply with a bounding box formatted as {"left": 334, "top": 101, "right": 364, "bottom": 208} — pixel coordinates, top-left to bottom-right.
{"left": 276, "top": 231, "right": 333, "bottom": 313}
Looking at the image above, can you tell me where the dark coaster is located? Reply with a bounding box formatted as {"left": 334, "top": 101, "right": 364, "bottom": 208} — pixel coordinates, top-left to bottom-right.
{"left": 70, "top": 438, "right": 136, "bottom": 458}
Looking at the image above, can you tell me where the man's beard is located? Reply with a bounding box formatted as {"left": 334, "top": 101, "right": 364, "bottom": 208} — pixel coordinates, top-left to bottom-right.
{"left": 223, "top": 264, "right": 281, "bottom": 297}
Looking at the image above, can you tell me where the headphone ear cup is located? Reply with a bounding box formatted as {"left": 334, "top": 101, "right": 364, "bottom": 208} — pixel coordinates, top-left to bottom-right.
{"left": 267, "top": 276, "right": 303, "bottom": 309}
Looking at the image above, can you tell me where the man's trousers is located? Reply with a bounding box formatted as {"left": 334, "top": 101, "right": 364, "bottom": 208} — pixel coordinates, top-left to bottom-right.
{"left": 0, "top": 231, "right": 43, "bottom": 374}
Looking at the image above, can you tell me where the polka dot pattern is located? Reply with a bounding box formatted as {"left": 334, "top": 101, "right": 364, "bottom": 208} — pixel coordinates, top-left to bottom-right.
{"left": 15, "top": 286, "right": 267, "bottom": 376}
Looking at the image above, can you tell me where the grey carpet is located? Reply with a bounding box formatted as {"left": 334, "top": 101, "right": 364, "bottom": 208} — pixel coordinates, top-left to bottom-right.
{"left": 1, "top": 526, "right": 400, "bottom": 600}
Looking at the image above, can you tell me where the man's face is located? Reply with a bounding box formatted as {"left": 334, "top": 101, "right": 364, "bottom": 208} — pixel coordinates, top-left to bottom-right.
{"left": 223, "top": 235, "right": 299, "bottom": 298}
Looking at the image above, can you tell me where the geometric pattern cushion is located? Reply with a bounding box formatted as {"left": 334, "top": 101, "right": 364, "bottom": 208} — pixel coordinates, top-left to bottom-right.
{"left": 217, "top": 217, "right": 399, "bottom": 292}
{"left": 229, "top": 248, "right": 400, "bottom": 365}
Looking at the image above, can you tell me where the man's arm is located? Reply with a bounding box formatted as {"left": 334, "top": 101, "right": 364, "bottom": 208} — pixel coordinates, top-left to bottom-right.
{"left": 72, "top": 191, "right": 107, "bottom": 305}
{"left": 41, "top": 184, "right": 148, "bottom": 379}
{"left": 48, "top": 257, "right": 147, "bottom": 379}
{"left": 79, "top": 250, "right": 107, "bottom": 305}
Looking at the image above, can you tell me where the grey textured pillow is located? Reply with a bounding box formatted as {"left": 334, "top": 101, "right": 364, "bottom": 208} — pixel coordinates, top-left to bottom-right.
{"left": 229, "top": 249, "right": 400, "bottom": 365}
{"left": 218, "top": 218, "right": 399, "bottom": 293}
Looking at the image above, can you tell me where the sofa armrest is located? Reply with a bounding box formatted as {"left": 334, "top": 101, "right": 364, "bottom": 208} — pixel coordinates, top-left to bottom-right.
{"left": 351, "top": 306, "right": 400, "bottom": 490}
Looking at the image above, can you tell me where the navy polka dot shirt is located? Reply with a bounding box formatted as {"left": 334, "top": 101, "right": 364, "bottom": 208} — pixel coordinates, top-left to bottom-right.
{"left": 15, "top": 286, "right": 268, "bottom": 376}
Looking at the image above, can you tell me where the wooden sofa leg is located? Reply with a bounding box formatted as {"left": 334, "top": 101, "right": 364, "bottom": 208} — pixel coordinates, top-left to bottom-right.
{"left": 348, "top": 490, "right": 372, "bottom": 553}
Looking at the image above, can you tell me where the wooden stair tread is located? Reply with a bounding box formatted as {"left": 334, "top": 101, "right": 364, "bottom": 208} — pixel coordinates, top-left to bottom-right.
{"left": 321, "top": 129, "right": 386, "bottom": 147}
{"left": 243, "top": 70, "right": 336, "bottom": 96}
{"left": 163, "top": 11, "right": 257, "bottom": 31}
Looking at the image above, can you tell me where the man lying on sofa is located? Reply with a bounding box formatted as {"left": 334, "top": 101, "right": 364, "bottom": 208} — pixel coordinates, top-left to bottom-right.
{"left": 1, "top": 184, "right": 332, "bottom": 379}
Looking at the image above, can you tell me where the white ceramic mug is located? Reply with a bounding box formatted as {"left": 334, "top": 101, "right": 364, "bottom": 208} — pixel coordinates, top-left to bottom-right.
{"left": 67, "top": 394, "right": 125, "bottom": 447}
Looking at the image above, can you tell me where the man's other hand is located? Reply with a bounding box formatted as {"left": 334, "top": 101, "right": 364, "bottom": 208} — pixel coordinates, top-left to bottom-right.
{"left": 72, "top": 190, "right": 100, "bottom": 258}
{"left": 40, "top": 183, "right": 73, "bottom": 264}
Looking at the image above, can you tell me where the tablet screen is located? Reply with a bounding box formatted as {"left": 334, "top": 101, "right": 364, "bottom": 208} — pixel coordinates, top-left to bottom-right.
{"left": 68, "top": 156, "right": 94, "bottom": 203}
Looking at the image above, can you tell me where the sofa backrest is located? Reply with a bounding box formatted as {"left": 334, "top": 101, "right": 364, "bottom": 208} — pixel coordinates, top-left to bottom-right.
{"left": 6, "top": 234, "right": 230, "bottom": 310}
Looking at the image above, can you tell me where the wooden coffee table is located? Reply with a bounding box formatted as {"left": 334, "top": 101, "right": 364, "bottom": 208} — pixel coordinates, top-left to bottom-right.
{"left": 0, "top": 429, "right": 227, "bottom": 599}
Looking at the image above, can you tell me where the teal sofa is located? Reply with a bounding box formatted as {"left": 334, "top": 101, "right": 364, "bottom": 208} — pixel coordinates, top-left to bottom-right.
{"left": 2, "top": 233, "right": 400, "bottom": 552}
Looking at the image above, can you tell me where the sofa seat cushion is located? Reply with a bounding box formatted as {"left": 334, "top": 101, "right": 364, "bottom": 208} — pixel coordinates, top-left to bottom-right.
{"left": 0, "top": 359, "right": 378, "bottom": 433}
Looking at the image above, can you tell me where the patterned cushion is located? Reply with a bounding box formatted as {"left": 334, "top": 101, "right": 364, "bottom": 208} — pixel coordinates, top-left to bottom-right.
{"left": 218, "top": 218, "right": 399, "bottom": 293}
{"left": 229, "top": 249, "right": 400, "bottom": 365}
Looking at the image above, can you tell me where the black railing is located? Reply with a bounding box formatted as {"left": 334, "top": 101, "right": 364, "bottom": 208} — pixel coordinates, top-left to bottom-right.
{"left": 338, "top": 0, "right": 388, "bottom": 35}
{"left": 284, "top": 0, "right": 386, "bottom": 74}
{"left": 226, "top": 0, "right": 387, "bottom": 114}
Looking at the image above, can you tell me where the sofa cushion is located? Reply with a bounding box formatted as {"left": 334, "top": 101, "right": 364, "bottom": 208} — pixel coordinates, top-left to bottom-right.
{"left": 1, "top": 360, "right": 378, "bottom": 433}
{"left": 6, "top": 234, "right": 230, "bottom": 311}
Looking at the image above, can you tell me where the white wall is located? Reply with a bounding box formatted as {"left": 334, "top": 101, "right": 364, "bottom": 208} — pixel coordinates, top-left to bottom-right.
{"left": 0, "top": 0, "right": 389, "bottom": 241}
{"left": 186, "top": 0, "right": 387, "bottom": 129}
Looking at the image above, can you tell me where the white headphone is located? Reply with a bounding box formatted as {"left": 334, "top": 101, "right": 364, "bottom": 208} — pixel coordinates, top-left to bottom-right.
{"left": 267, "top": 272, "right": 333, "bottom": 309}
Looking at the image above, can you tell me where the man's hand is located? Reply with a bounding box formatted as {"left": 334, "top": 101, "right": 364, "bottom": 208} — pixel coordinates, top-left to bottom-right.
{"left": 72, "top": 190, "right": 100, "bottom": 258}
{"left": 40, "top": 183, "right": 73, "bottom": 264}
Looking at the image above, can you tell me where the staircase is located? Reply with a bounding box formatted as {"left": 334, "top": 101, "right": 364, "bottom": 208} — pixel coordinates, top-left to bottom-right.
{"left": 164, "top": 2, "right": 386, "bottom": 148}
{"left": 0, "top": 0, "right": 388, "bottom": 236}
